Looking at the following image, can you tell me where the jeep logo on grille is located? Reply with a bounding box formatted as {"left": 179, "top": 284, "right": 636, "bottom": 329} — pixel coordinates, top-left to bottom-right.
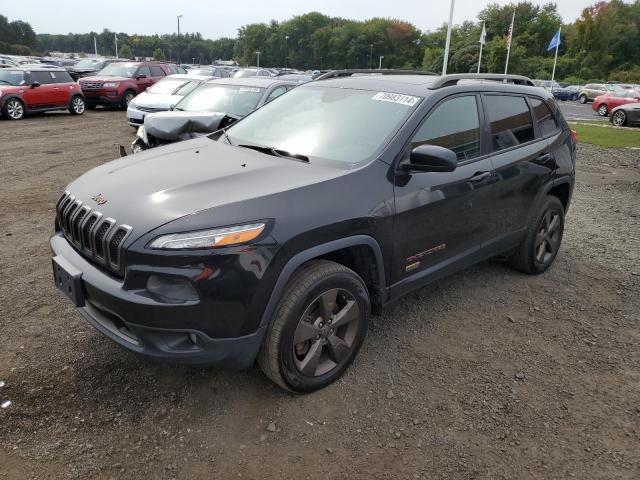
{"left": 91, "top": 194, "right": 108, "bottom": 205}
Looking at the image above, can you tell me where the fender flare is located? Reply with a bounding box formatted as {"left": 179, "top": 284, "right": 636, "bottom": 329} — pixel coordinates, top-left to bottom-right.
{"left": 529, "top": 175, "right": 573, "bottom": 220}
{"left": 0, "top": 93, "right": 25, "bottom": 111}
{"left": 67, "top": 92, "right": 85, "bottom": 109}
{"left": 258, "top": 235, "right": 386, "bottom": 328}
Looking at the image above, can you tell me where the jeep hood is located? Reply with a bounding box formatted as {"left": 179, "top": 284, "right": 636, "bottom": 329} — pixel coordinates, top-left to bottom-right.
{"left": 143, "top": 111, "right": 228, "bottom": 141}
{"left": 64, "top": 137, "right": 346, "bottom": 239}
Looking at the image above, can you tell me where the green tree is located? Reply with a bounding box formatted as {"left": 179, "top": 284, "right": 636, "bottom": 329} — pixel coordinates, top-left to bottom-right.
{"left": 119, "top": 44, "right": 133, "bottom": 59}
{"left": 153, "top": 48, "right": 165, "bottom": 61}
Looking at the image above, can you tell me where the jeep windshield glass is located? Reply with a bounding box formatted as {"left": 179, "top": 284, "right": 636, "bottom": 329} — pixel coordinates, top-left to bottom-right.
{"left": 98, "top": 63, "right": 138, "bottom": 77}
{"left": 0, "top": 70, "right": 25, "bottom": 86}
{"left": 225, "top": 86, "right": 422, "bottom": 164}
{"left": 175, "top": 84, "right": 265, "bottom": 117}
{"left": 148, "top": 78, "right": 199, "bottom": 95}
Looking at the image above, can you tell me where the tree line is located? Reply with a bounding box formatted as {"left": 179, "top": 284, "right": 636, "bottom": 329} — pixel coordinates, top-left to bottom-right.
{"left": 1, "top": 1, "right": 640, "bottom": 82}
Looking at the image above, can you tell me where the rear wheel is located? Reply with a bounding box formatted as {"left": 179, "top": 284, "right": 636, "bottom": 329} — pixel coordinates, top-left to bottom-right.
{"left": 612, "top": 110, "right": 627, "bottom": 127}
{"left": 69, "top": 95, "right": 85, "bottom": 115}
{"left": 510, "top": 196, "right": 565, "bottom": 275}
{"left": 579, "top": 94, "right": 587, "bottom": 104}
{"left": 258, "top": 260, "right": 370, "bottom": 393}
{"left": 3, "top": 98, "right": 25, "bottom": 120}
{"left": 597, "top": 104, "right": 608, "bottom": 116}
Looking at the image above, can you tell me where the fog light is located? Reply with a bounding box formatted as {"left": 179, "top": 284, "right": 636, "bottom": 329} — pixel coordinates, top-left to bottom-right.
{"left": 146, "top": 275, "right": 199, "bottom": 303}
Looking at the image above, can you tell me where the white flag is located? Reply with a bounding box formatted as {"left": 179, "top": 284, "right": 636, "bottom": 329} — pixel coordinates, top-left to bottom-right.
{"left": 479, "top": 22, "right": 486, "bottom": 45}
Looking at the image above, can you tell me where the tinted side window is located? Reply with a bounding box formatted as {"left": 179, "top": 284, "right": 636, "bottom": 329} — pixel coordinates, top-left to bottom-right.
{"left": 150, "top": 66, "right": 165, "bottom": 77}
{"left": 137, "top": 66, "right": 151, "bottom": 78}
{"left": 530, "top": 97, "right": 559, "bottom": 136}
{"left": 411, "top": 95, "right": 481, "bottom": 162}
{"left": 484, "top": 95, "right": 535, "bottom": 151}
{"left": 30, "top": 71, "right": 55, "bottom": 84}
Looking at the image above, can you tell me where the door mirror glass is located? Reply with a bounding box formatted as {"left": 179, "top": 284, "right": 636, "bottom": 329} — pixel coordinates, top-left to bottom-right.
{"left": 405, "top": 145, "right": 457, "bottom": 172}
{"left": 30, "top": 81, "right": 41, "bottom": 88}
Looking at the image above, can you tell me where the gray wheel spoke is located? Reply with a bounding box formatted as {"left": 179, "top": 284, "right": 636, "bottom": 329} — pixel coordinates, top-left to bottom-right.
{"left": 330, "top": 300, "right": 358, "bottom": 329}
{"left": 535, "top": 231, "right": 546, "bottom": 248}
{"left": 326, "top": 334, "right": 350, "bottom": 364}
{"left": 546, "top": 236, "right": 558, "bottom": 255}
{"left": 298, "top": 339, "right": 323, "bottom": 376}
{"left": 536, "top": 241, "right": 547, "bottom": 262}
{"left": 318, "top": 289, "right": 338, "bottom": 320}
{"left": 547, "top": 214, "right": 560, "bottom": 234}
{"left": 294, "top": 321, "right": 320, "bottom": 344}
{"left": 543, "top": 211, "right": 552, "bottom": 229}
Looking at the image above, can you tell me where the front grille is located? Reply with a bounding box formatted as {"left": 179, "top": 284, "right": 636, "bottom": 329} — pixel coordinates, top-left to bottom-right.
{"left": 80, "top": 81, "right": 103, "bottom": 90}
{"left": 137, "top": 106, "right": 165, "bottom": 113}
{"left": 56, "top": 191, "right": 132, "bottom": 274}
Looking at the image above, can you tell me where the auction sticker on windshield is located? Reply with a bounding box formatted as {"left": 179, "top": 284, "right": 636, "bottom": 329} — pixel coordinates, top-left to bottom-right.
{"left": 372, "top": 92, "right": 421, "bottom": 107}
{"left": 239, "top": 87, "right": 261, "bottom": 93}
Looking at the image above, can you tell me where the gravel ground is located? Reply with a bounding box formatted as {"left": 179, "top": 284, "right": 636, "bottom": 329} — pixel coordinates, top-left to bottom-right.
{"left": 0, "top": 111, "right": 639, "bottom": 480}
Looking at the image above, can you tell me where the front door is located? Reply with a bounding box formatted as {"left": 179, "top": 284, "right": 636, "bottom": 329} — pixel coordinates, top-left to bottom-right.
{"left": 391, "top": 94, "right": 497, "bottom": 296}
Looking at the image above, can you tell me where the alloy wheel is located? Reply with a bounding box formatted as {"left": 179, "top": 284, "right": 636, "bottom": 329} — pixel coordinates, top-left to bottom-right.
{"left": 579, "top": 95, "right": 587, "bottom": 104}
{"left": 292, "top": 288, "right": 360, "bottom": 377}
{"left": 612, "top": 111, "right": 626, "bottom": 127}
{"left": 7, "top": 99, "right": 24, "bottom": 119}
{"left": 125, "top": 93, "right": 135, "bottom": 105}
{"left": 72, "top": 97, "right": 85, "bottom": 114}
{"left": 598, "top": 104, "right": 608, "bottom": 116}
{"left": 535, "top": 210, "right": 562, "bottom": 265}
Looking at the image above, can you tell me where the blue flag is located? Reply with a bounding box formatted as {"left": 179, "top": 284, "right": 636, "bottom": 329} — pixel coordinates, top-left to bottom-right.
{"left": 547, "top": 29, "right": 561, "bottom": 51}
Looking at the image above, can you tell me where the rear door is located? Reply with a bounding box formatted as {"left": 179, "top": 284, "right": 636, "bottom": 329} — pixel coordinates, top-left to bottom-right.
{"left": 391, "top": 94, "right": 497, "bottom": 291}
{"left": 482, "top": 94, "right": 556, "bottom": 246}
{"left": 49, "top": 70, "right": 74, "bottom": 105}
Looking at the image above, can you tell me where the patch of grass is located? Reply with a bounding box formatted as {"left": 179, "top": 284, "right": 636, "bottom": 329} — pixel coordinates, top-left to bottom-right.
{"left": 568, "top": 122, "right": 640, "bottom": 148}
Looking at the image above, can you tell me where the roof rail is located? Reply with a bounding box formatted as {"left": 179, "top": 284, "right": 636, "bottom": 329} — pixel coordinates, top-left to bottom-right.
{"left": 428, "top": 73, "right": 535, "bottom": 89}
{"left": 315, "top": 69, "right": 438, "bottom": 81}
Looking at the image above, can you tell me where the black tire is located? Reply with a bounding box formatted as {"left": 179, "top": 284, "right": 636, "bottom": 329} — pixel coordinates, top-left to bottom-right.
{"left": 579, "top": 94, "right": 587, "bottom": 104}
{"left": 597, "top": 104, "right": 608, "bottom": 116}
{"left": 121, "top": 90, "right": 136, "bottom": 110}
{"left": 2, "top": 97, "right": 25, "bottom": 120}
{"left": 510, "top": 196, "right": 565, "bottom": 275}
{"left": 258, "top": 260, "right": 370, "bottom": 393}
{"left": 68, "top": 95, "right": 85, "bottom": 115}
{"left": 611, "top": 110, "right": 627, "bottom": 127}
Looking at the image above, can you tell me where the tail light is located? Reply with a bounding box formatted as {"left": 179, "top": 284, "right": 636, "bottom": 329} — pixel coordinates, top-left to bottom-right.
{"left": 571, "top": 129, "right": 579, "bottom": 144}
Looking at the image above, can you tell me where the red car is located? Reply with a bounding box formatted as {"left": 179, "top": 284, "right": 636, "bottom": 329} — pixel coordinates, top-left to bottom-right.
{"left": 592, "top": 88, "right": 640, "bottom": 116}
{"left": 79, "top": 62, "right": 177, "bottom": 110}
{"left": 0, "top": 66, "right": 85, "bottom": 120}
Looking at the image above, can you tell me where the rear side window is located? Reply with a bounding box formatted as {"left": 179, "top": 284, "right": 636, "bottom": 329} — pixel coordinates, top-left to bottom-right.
{"left": 411, "top": 95, "right": 481, "bottom": 162}
{"left": 29, "top": 71, "right": 54, "bottom": 84}
{"left": 530, "top": 97, "right": 559, "bottom": 136}
{"left": 150, "top": 66, "right": 165, "bottom": 77}
{"left": 484, "top": 95, "right": 535, "bottom": 151}
{"left": 137, "top": 66, "right": 151, "bottom": 78}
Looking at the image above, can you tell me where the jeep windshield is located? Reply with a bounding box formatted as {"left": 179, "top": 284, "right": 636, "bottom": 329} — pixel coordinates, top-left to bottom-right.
{"left": 97, "top": 63, "right": 138, "bottom": 77}
{"left": 225, "top": 86, "right": 422, "bottom": 164}
{"left": 174, "top": 83, "right": 265, "bottom": 117}
{"left": 0, "top": 70, "right": 25, "bottom": 86}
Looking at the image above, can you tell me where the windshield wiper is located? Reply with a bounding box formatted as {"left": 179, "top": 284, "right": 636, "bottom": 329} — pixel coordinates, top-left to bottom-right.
{"left": 238, "top": 144, "right": 309, "bottom": 163}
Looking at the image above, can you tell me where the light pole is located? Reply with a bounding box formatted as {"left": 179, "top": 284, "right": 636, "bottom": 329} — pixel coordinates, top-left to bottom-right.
{"left": 369, "top": 44, "right": 373, "bottom": 69}
{"left": 285, "top": 35, "right": 289, "bottom": 69}
{"left": 177, "top": 15, "right": 183, "bottom": 65}
{"left": 442, "top": 0, "right": 455, "bottom": 75}
{"left": 378, "top": 55, "right": 384, "bottom": 69}
{"left": 255, "top": 51, "right": 261, "bottom": 68}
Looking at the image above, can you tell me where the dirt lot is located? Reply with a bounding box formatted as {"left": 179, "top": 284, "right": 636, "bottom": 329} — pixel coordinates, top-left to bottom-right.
{"left": 0, "top": 110, "right": 639, "bottom": 480}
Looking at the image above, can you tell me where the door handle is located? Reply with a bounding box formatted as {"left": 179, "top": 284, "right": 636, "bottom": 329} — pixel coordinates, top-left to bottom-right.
{"left": 469, "top": 171, "right": 492, "bottom": 182}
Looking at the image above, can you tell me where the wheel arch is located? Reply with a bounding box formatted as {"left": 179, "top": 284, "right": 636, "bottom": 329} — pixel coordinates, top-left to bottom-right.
{"left": 259, "top": 236, "right": 386, "bottom": 329}
{"left": 67, "top": 92, "right": 85, "bottom": 108}
{"left": 1, "top": 94, "right": 26, "bottom": 111}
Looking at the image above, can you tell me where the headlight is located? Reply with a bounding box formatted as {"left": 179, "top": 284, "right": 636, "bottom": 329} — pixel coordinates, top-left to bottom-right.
{"left": 148, "top": 223, "right": 266, "bottom": 250}
{"left": 103, "top": 82, "right": 120, "bottom": 88}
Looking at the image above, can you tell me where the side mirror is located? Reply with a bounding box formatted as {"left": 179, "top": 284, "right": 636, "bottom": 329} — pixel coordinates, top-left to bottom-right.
{"left": 403, "top": 145, "right": 458, "bottom": 173}
{"left": 136, "top": 74, "right": 147, "bottom": 80}
{"left": 30, "top": 81, "right": 41, "bottom": 88}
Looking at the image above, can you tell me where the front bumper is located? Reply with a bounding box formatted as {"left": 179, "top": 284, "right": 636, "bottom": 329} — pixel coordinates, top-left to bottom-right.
{"left": 127, "top": 105, "right": 145, "bottom": 126}
{"left": 82, "top": 89, "right": 122, "bottom": 106}
{"left": 50, "top": 233, "right": 266, "bottom": 369}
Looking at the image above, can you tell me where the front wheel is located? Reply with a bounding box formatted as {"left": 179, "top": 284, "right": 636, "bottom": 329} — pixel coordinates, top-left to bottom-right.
{"left": 258, "top": 260, "right": 370, "bottom": 393}
{"left": 597, "top": 104, "right": 608, "bottom": 116}
{"left": 3, "top": 98, "right": 25, "bottom": 120}
{"left": 510, "top": 196, "right": 565, "bottom": 275}
{"left": 69, "top": 95, "right": 85, "bottom": 115}
{"left": 612, "top": 110, "right": 627, "bottom": 127}
{"left": 121, "top": 90, "right": 136, "bottom": 110}
{"left": 579, "top": 94, "right": 587, "bottom": 104}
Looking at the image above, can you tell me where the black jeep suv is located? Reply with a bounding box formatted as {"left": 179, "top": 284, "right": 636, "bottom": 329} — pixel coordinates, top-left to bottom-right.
{"left": 51, "top": 71, "right": 576, "bottom": 393}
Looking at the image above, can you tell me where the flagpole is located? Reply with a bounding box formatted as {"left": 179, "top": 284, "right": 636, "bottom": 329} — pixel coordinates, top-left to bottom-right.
{"left": 477, "top": 21, "right": 485, "bottom": 74}
{"left": 504, "top": 9, "right": 515, "bottom": 77}
{"left": 94, "top": 36, "right": 98, "bottom": 56}
{"left": 550, "top": 26, "right": 561, "bottom": 92}
{"left": 115, "top": 34, "right": 118, "bottom": 58}
{"left": 442, "top": 0, "right": 455, "bottom": 75}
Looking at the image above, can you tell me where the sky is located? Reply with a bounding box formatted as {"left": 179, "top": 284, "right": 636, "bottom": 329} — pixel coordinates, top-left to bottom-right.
{"left": 3, "top": 1, "right": 609, "bottom": 38}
